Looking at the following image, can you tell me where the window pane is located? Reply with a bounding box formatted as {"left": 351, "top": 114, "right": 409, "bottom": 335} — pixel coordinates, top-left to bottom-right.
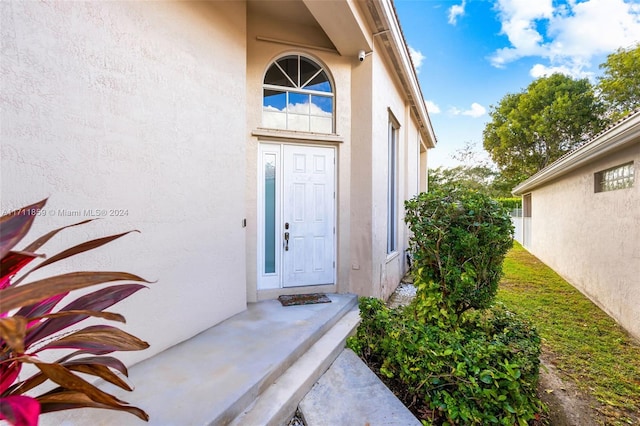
{"left": 264, "top": 65, "right": 294, "bottom": 88}
{"left": 263, "top": 90, "right": 286, "bottom": 129}
{"left": 277, "top": 56, "right": 298, "bottom": 86}
{"left": 288, "top": 114, "right": 310, "bottom": 131}
{"left": 288, "top": 93, "right": 310, "bottom": 131}
{"left": 387, "top": 123, "right": 398, "bottom": 254}
{"left": 264, "top": 154, "right": 276, "bottom": 274}
{"left": 595, "top": 162, "right": 635, "bottom": 192}
{"left": 288, "top": 93, "right": 310, "bottom": 114}
{"left": 310, "top": 116, "right": 332, "bottom": 133}
{"left": 264, "top": 89, "right": 286, "bottom": 110}
{"left": 300, "top": 57, "right": 320, "bottom": 88}
{"left": 310, "top": 95, "right": 332, "bottom": 116}
{"left": 305, "top": 71, "right": 331, "bottom": 92}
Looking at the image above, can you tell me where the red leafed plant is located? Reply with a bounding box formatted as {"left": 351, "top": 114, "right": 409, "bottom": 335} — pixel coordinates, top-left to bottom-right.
{"left": 0, "top": 199, "right": 150, "bottom": 425}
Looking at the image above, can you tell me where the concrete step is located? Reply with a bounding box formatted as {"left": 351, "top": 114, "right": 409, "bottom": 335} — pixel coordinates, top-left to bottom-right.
{"left": 299, "top": 349, "right": 421, "bottom": 426}
{"left": 40, "top": 293, "right": 358, "bottom": 426}
{"left": 230, "top": 307, "right": 361, "bottom": 426}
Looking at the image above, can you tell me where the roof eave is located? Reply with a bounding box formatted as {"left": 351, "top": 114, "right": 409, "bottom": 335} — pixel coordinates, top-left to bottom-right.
{"left": 512, "top": 110, "right": 640, "bottom": 195}
{"left": 366, "top": 0, "right": 437, "bottom": 148}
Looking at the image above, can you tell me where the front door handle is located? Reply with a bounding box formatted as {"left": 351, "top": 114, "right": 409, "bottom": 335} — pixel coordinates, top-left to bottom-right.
{"left": 284, "top": 232, "right": 289, "bottom": 251}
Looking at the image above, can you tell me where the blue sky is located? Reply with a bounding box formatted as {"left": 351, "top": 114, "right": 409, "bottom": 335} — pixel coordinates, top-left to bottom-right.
{"left": 394, "top": 0, "right": 640, "bottom": 168}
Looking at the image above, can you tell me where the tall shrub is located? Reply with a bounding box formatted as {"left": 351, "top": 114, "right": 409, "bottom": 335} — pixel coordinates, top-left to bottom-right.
{"left": 404, "top": 186, "right": 513, "bottom": 322}
{"left": 348, "top": 186, "right": 542, "bottom": 425}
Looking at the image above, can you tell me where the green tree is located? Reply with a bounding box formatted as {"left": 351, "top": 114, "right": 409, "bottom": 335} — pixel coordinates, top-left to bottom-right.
{"left": 428, "top": 142, "right": 514, "bottom": 197}
{"left": 483, "top": 74, "right": 606, "bottom": 183}
{"left": 428, "top": 165, "right": 497, "bottom": 193}
{"left": 598, "top": 43, "right": 640, "bottom": 120}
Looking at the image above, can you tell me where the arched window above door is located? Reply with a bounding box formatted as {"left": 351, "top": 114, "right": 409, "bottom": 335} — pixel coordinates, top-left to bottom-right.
{"left": 262, "top": 55, "right": 334, "bottom": 134}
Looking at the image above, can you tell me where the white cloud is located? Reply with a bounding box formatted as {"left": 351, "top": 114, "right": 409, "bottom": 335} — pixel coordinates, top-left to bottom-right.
{"left": 448, "top": 1, "right": 466, "bottom": 25}
{"left": 490, "top": 0, "right": 640, "bottom": 75}
{"left": 449, "top": 102, "right": 487, "bottom": 118}
{"left": 425, "top": 100, "right": 441, "bottom": 114}
{"left": 529, "top": 63, "right": 593, "bottom": 79}
{"left": 408, "top": 46, "right": 425, "bottom": 73}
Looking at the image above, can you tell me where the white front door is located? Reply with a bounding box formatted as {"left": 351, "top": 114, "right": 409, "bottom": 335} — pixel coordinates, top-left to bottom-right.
{"left": 258, "top": 144, "right": 336, "bottom": 289}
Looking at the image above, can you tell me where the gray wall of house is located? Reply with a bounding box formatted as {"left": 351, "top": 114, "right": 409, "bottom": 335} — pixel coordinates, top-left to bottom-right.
{"left": 0, "top": 1, "right": 248, "bottom": 365}
{"left": 526, "top": 142, "right": 640, "bottom": 340}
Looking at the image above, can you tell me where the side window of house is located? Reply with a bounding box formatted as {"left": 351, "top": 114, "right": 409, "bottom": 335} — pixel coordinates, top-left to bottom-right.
{"left": 387, "top": 116, "right": 399, "bottom": 254}
{"left": 523, "top": 194, "right": 532, "bottom": 218}
{"left": 594, "top": 162, "right": 635, "bottom": 192}
{"left": 262, "top": 55, "right": 334, "bottom": 134}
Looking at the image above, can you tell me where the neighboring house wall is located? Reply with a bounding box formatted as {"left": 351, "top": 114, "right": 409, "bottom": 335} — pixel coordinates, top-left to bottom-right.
{"left": 525, "top": 143, "right": 640, "bottom": 340}
{"left": 0, "top": 1, "right": 248, "bottom": 364}
{"left": 514, "top": 109, "right": 640, "bottom": 341}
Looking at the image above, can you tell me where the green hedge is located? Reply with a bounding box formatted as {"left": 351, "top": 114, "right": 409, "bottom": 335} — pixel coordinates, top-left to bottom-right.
{"left": 348, "top": 299, "right": 543, "bottom": 425}
{"left": 494, "top": 197, "right": 522, "bottom": 210}
{"left": 404, "top": 187, "right": 514, "bottom": 319}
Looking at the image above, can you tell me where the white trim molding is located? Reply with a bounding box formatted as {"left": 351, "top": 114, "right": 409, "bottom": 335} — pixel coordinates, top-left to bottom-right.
{"left": 252, "top": 128, "right": 344, "bottom": 144}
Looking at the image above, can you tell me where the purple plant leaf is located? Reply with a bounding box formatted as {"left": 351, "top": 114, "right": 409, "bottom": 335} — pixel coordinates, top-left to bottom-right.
{"left": 0, "top": 395, "right": 40, "bottom": 426}
{"left": 26, "top": 284, "right": 146, "bottom": 347}
{"left": 0, "top": 200, "right": 47, "bottom": 260}
{"left": 13, "top": 231, "right": 140, "bottom": 286}
{"left": 15, "top": 293, "right": 68, "bottom": 328}
{"left": 1, "top": 252, "right": 43, "bottom": 290}
{"left": 1, "top": 362, "right": 22, "bottom": 394}
{"left": 0, "top": 271, "right": 150, "bottom": 314}
{"left": 37, "top": 390, "right": 148, "bottom": 421}
{"left": 13, "top": 356, "right": 130, "bottom": 396}
{"left": 36, "top": 325, "right": 149, "bottom": 353}
{"left": 62, "top": 356, "right": 128, "bottom": 376}
{"left": 21, "top": 219, "right": 94, "bottom": 254}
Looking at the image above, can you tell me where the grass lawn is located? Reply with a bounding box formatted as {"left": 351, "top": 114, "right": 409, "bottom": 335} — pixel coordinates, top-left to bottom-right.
{"left": 497, "top": 242, "right": 640, "bottom": 425}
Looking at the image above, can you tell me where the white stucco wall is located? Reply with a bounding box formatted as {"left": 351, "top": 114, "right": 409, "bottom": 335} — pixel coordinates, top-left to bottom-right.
{"left": 527, "top": 143, "right": 640, "bottom": 340}
{"left": 351, "top": 37, "right": 420, "bottom": 301}
{"left": 1, "top": 1, "right": 247, "bottom": 365}
{"left": 349, "top": 53, "right": 375, "bottom": 295}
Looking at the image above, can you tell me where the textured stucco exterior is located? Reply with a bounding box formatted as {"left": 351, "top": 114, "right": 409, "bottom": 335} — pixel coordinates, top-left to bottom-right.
{"left": 514, "top": 113, "right": 640, "bottom": 340}
{"left": 1, "top": 0, "right": 435, "bottom": 370}
{"left": 1, "top": 1, "right": 248, "bottom": 364}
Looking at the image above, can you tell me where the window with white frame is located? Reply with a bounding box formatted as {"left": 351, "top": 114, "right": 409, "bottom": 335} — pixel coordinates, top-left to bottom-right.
{"left": 387, "top": 116, "right": 399, "bottom": 254}
{"left": 262, "top": 55, "right": 334, "bottom": 134}
{"left": 594, "top": 162, "right": 634, "bottom": 193}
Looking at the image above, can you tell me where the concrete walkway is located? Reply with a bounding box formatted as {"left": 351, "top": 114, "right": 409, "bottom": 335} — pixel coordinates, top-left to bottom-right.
{"left": 300, "top": 349, "right": 421, "bottom": 426}
{"left": 41, "top": 293, "right": 358, "bottom": 426}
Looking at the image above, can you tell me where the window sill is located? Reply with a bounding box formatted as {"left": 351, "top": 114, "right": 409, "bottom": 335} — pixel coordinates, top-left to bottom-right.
{"left": 252, "top": 128, "right": 344, "bottom": 144}
{"left": 385, "top": 251, "right": 400, "bottom": 263}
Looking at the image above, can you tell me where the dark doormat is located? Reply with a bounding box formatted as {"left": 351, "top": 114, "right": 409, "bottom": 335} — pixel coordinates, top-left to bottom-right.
{"left": 278, "top": 293, "right": 332, "bottom": 306}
